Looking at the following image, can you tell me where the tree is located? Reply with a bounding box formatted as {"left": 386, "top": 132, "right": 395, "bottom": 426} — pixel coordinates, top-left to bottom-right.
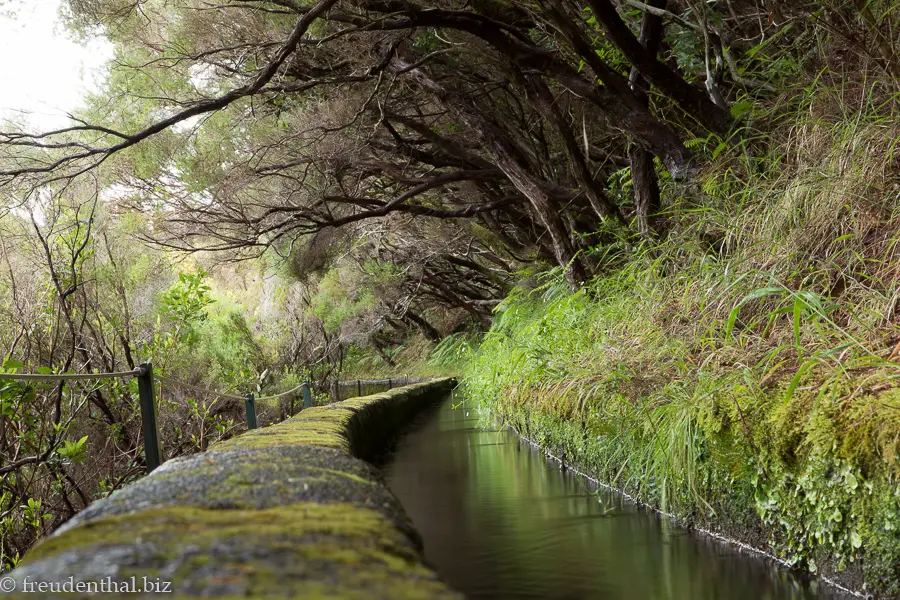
{"left": 0, "top": 0, "right": 746, "bottom": 287}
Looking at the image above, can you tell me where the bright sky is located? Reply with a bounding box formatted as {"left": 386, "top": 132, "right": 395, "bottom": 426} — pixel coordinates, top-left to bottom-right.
{"left": 0, "top": 0, "right": 113, "bottom": 131}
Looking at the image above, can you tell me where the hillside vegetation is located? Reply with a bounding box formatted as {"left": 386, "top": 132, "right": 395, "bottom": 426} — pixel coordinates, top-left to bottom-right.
{"left": 462, "top": 89, "right": 900, "bottom": 591}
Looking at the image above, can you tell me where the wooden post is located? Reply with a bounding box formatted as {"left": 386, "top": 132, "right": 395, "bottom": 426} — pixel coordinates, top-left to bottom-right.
{"left": 136, "top": 362, "right": 162, "bottom": 473}
{"left": 357, "top": 379, "right": 361, "bottom": 397}
{"left": 245, "top": 393, "right": 257, "bottom": 429}
{"left": 387, "top": 378, "right": 392, "bottom": 390}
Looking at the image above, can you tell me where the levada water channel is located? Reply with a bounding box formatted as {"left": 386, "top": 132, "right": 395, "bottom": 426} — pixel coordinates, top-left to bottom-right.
{"left": 383, "top": 389, "right": 852, "bottom": 600}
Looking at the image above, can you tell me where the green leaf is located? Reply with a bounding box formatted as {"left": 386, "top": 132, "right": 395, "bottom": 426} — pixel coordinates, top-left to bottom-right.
{"left": 725, "top": 287, "right": 783, "bottom": 338}
{"left": 712, "top": 142, "right": 728, "bottom": 160}
{"left": 730, "top": 101, "right": 753, "bottom": 119}
{"left": 784, "top": 359, "right": 815, "bottom": 403}
{"left": 850, "top": 531, "right": 862, "bottom": 549}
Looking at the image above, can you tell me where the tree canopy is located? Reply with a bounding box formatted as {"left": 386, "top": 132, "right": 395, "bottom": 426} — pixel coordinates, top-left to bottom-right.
{"left": 3, "top": 1, "right": 850, "bottom": 286}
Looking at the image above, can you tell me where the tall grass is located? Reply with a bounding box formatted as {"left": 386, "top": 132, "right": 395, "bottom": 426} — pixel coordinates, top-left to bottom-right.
{"left": 463, "top": 85, "right": 900, "bottom": 592}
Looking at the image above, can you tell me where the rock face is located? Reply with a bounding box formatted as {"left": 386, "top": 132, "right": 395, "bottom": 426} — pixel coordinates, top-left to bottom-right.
{"left": 9, "top": 379, "right": 461, "bottom": 599}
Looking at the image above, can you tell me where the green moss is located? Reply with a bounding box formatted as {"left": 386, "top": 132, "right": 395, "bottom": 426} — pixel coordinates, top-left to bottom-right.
{"left": 24, "top": 503, "right": 457, "bottom": 598}
{"left": 468, "top": 352, "right": 900, "bottom": 594}
{"left": 460, "top": 245, "right": 900, "bottom": 594}
{"left": 214, "top": 411, "right": 353, "bottom": 452}
{"left": 28, "top": 503, "right": 396, "bottom": 560}
{"left": 212, "top": 380, "right": 452, "bottom": 455}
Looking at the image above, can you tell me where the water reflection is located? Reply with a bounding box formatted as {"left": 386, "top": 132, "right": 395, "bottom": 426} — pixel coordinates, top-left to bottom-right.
{"left": 383, "top": 392, "right": 845, "bottom": 600}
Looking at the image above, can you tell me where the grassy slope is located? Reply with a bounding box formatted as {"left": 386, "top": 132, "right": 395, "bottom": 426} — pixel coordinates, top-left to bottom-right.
{"left": 461, "top": 86, "right": 900, "bottom": 595}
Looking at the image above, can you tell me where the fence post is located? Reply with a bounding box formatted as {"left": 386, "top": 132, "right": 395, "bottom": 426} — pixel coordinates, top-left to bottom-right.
{"left": 302, "top": 382, "right": 312, "bottom": 409}
{"left": 357, "top": 379, "right": 361, "bottom": 397}
{"left": 245, "top": 393, "right": 258, "bottom": 430}
{"left": 387, "top": 377, "right": 392, "bottom": 390}
{"left": 136, "top": 362, "right": 162, "bottom": 473}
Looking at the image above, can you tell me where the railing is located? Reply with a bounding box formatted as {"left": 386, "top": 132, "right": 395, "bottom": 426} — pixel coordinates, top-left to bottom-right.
{"left": 0, "top": 364, "right": 427, "bottom": 475}
{"left": 330, "top": 376, "right": 428, "bottom": 401}
{"left": 0, "top": 362, "right": 313, "bottom": 474}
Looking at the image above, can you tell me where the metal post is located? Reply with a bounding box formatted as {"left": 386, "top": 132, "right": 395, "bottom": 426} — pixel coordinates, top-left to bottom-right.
{"left": 245, "top": 393, "right": 258, "bottom": 429}
{"left": 302, "top": 382, "right": 312, "bottom": 409}
{"left": 387, "top": 377, "right": 392, "bottom": 390}
{"left": 136, "top": 362, "right": 162, "bottom": 473}
{"left": 357, "top": 379, "right": 361, "bottom": 397}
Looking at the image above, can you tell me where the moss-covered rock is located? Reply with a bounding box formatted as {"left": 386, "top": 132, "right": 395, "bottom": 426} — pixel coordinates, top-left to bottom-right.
{"left": 11, "top": 379, "right": 459, "bottom": 599}
{"left": 54, "top": 445, "right": 413, "bottom": 537}
{"left": 11, "top": 503, "right": 456, "bottom": 600}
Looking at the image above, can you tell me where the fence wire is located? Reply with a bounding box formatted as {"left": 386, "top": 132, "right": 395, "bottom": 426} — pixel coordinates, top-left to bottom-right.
{"left": 2, "top": 366, "right": 426, "bottom": 473}
{"left": 255, "top": 383, "right": 306, "bottom": 402}
{"left": 155, "top": 374, "right": 245, "bottom": 401}
{"left": 0, "top": 368, "right": 141, "bottom": 382}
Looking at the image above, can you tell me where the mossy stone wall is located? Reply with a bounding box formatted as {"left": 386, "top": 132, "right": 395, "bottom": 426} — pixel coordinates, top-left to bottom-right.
{"left": 9, "top": 378, "right": 459, "bottom": 599}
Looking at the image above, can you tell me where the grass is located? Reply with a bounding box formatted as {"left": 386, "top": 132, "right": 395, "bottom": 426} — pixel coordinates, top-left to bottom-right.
{"left": 460, "top": 83, "right": 900, "bottom": 595}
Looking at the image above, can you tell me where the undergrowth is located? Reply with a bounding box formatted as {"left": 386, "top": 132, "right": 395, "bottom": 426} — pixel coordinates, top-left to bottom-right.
{"left": 462, "top": 83, "right": 900, "bottom": 595}
{"left": 341, "top": 331, "right": 473, "bottom": 379}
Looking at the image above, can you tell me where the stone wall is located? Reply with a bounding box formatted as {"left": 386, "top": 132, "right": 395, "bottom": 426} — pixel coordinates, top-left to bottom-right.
{"left": 8, "top": 378, "right": 460, "bottom": 599}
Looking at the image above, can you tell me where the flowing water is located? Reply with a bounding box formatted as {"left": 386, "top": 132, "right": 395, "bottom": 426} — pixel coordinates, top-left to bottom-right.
{"left": 383, "top": 392, "right": 848, "bottom": 600}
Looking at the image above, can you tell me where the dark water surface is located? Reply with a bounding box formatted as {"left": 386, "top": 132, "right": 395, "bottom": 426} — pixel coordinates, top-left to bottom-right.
{"left": 383, "top": 393, "right": 844, "bottom": 600}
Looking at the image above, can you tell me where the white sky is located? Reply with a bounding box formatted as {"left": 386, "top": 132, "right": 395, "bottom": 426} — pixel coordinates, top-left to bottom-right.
{"left": 0, "top": 0, "right": 113, "bottom": 131}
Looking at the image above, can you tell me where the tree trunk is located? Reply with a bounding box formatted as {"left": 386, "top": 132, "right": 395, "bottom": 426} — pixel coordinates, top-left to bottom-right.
{"left": 628, "top": 0, "right": 667, "bottom": 236}
{"left": 496, "top": 151, "right": 588, "bottom": 285}
{"left": 402, "top": 310, "right": 442, "bottom": 342}
{"left": 629, "top": 145, "right": 661, "bottom": 235}
{"left": 585, "top": 0, "right": 732, "bottom": 134}
{"left": 536, "top": 0, "right": 695, "bottom": 179}
{"left": 521, "top": 71, "right": 626, "bottom": 226}
{"left": 396, "top": 56, "right": 588, "bottom": 286}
